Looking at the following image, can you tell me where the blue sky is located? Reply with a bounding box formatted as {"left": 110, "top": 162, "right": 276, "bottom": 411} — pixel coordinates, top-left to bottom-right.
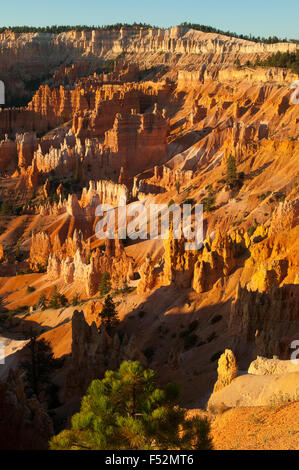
{"left": 0, "top": 0, "right": 298, "bottom": 39}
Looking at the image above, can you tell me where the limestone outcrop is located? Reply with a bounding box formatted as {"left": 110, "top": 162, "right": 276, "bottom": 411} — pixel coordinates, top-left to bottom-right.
{"left": 0, "top": 135, "right": 17, "bottom": 171}
{"left": 133, "top": 165, "right": 193, "bottom": 198}
{"left": 22, "top": 101, "right": 169, "bottom": 185}
{"left": 30, "top": 232, "right": 52, "bottom": 271}
{"left": 192, "top": 230, "right": 247, "bottom": 293}
{"left": 30, "top": 229, "right": 86, "bottom": 272}
{"left": 0, "top": 369, "right": 53, "bottom": 450}
{"left": 46, "top": 238, "right": 133, "bottom": 297}
{"left": 163, "top": 227, "right": 197, "bottom": 289}
{"left": 64, "top": 310, "right": 147, "bottom": 400}
{"left": 17, "top": 132, "right": 38, "bottom": 169}
{"left": 102, "top": 109, "right": 169, "bottom": 176}
{"left": 248, "top": 356, "right": 299, "bottom": 375}
{"left": 137, "top": 254, "right": 159, "bottom": 294}
{"left": 0, "top": 24, "right": 299, "bottom": 434}
{"left": 229, "top": 283, "right": 299, "bottom": 358}
{"left": 213, "top": 349, "right": 238, "bottom": 393}
{"left": 208, "top": 370, "right": 299, "bottom": 409}
{"left": 269, "top": 199, "right": 299, "bottom": 236}
{"left": 80, "top": 179, "right": 128, "bottom": 207}
{"left": 223, "top": 121, "right": 269, "bottom": 163}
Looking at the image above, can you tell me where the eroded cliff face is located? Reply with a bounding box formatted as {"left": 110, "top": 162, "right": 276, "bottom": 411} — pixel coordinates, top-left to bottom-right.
{"left": 80, "top": 179, "right": 128, "bottom": 207}
{"left": 133, "top": 197, "right": 299, "bottom": 360}
{"left": 178, "top": 66, "right": 299, "bottom": 89}
{"left": 44, "top": 236, "right": 133, "bottom": 297}
{"left": 4, "top": 81, "right": 170, "bottom": 185}
{"left": 229, "top": 281, "right": 299, "bottom": 359}
{"left": 0, "top": 70, "right": 171, "bottom": 139}
{"left": 64, "top": 310, "right": 147, "bottom": 400}
{"left": 0, "top": 370, "right": 53, "bottom": 450}
{"left": 0, "top": 129, "right": 70, "bottom": 175}
{"left": 0, "top": 135, "right": 17, "bottom": 171}
{"left": 0, "top": 26, "right": 298, "bottom": 437}
{"left": 103, "top": 108, "right": 169, "bottom": 175}
{"left": 0, "top": 24, "right": 297, "bottom": 110}
{"left": 136, "top": 225, "right": 262, "bottom": 296}
{"left": 2, "top": 54, "right": 298, "bottom": 190}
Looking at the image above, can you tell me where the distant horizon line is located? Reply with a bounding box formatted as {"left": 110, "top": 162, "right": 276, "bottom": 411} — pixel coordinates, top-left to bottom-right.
{"left": 0, "top": 23, "right": 298, "bottom": 43}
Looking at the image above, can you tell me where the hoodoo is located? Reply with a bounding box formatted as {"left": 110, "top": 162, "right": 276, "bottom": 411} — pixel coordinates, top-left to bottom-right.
{"left": 0, "top": 11, "right": 298, "bottom": 452}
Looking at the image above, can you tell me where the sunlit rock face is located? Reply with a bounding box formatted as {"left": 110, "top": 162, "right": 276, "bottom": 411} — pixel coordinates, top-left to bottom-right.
{"left": 0, "top": 24, "right": 298, "bottom": 451}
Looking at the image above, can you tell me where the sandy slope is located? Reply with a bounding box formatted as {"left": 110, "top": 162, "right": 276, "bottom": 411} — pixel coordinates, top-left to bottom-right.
{"left": 211, "top": 402, "right": 299, "bottom": 450}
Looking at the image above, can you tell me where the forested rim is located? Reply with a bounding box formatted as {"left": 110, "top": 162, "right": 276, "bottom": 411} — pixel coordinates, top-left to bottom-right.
{"left": 237, "top": 50, "right": 299, "bottom": 74}
{"left": 0, "top": 23, "right": 298, "bottom": 44}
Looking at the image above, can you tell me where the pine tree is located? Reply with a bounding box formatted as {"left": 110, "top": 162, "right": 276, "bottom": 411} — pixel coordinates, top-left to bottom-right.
{"left": 114, "top": 275, "right": 120, "bottom": 292}
{"left": 175, "top": 182, "right": 181, "bottom": 195}
{"left": 49, "top": 286, "right": 68, "bottom": 309}
{"left": 99, "top": 271, "right": 111, "bottom": 296}
{"left": 99, "top": 294, "right": 119, "bottom": 335}
{"left": 72, "top": 294, "right": 79, "bottom": 306}
{"left": 21, "top": 336, "right": 59, "bottom": 396}
{"left": 36, "top": 294, "right": 47, "bottom": 310}
{"left": 226, "top": 154, "right": 238, "bottom": 188}
{"left": 203, "top": 186, "right": 215, "bottom": 212}
{"left": 50, "top": 361, "right": 213, "bottom": 450}
{"left": 234, "top": 58, "right": 241, "bottom": 68}
{"left": 15, "top": 244, "right": 22, "bottom": 262}
{"left": 121, "top": 278, "right": 130, "bottom": 294}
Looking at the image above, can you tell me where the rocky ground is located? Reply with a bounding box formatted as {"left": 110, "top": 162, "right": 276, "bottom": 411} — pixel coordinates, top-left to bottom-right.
{"left": 211, "top": 402, "right": 299, "bottom": 450}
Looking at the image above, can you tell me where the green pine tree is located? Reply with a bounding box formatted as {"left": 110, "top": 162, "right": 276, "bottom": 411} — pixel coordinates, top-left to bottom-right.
{"left": 175, "top": 182, "right": 181, "bottom": 195}
{"left": 226, "top": 154, "right": 238, "bottom": 188}
{"left": 49, "top": 286, "right": 68, "bottom": 309}
{"left": 72, "top": 294, "right": 79, "bottom": 306}
{"left": 99, "top": 294, "right": 119, "bottom": 335}
{"left": 36, "top": 294, "right": 47, "bottom": 310}
{"left": 204, "top": 186, "right": 215, "bottom": 212}
{"left": 99, "top": 271, "right": 111, "bottom": 296}
{"left": 49, "top": 361, "right": 213, "bottom": 450}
